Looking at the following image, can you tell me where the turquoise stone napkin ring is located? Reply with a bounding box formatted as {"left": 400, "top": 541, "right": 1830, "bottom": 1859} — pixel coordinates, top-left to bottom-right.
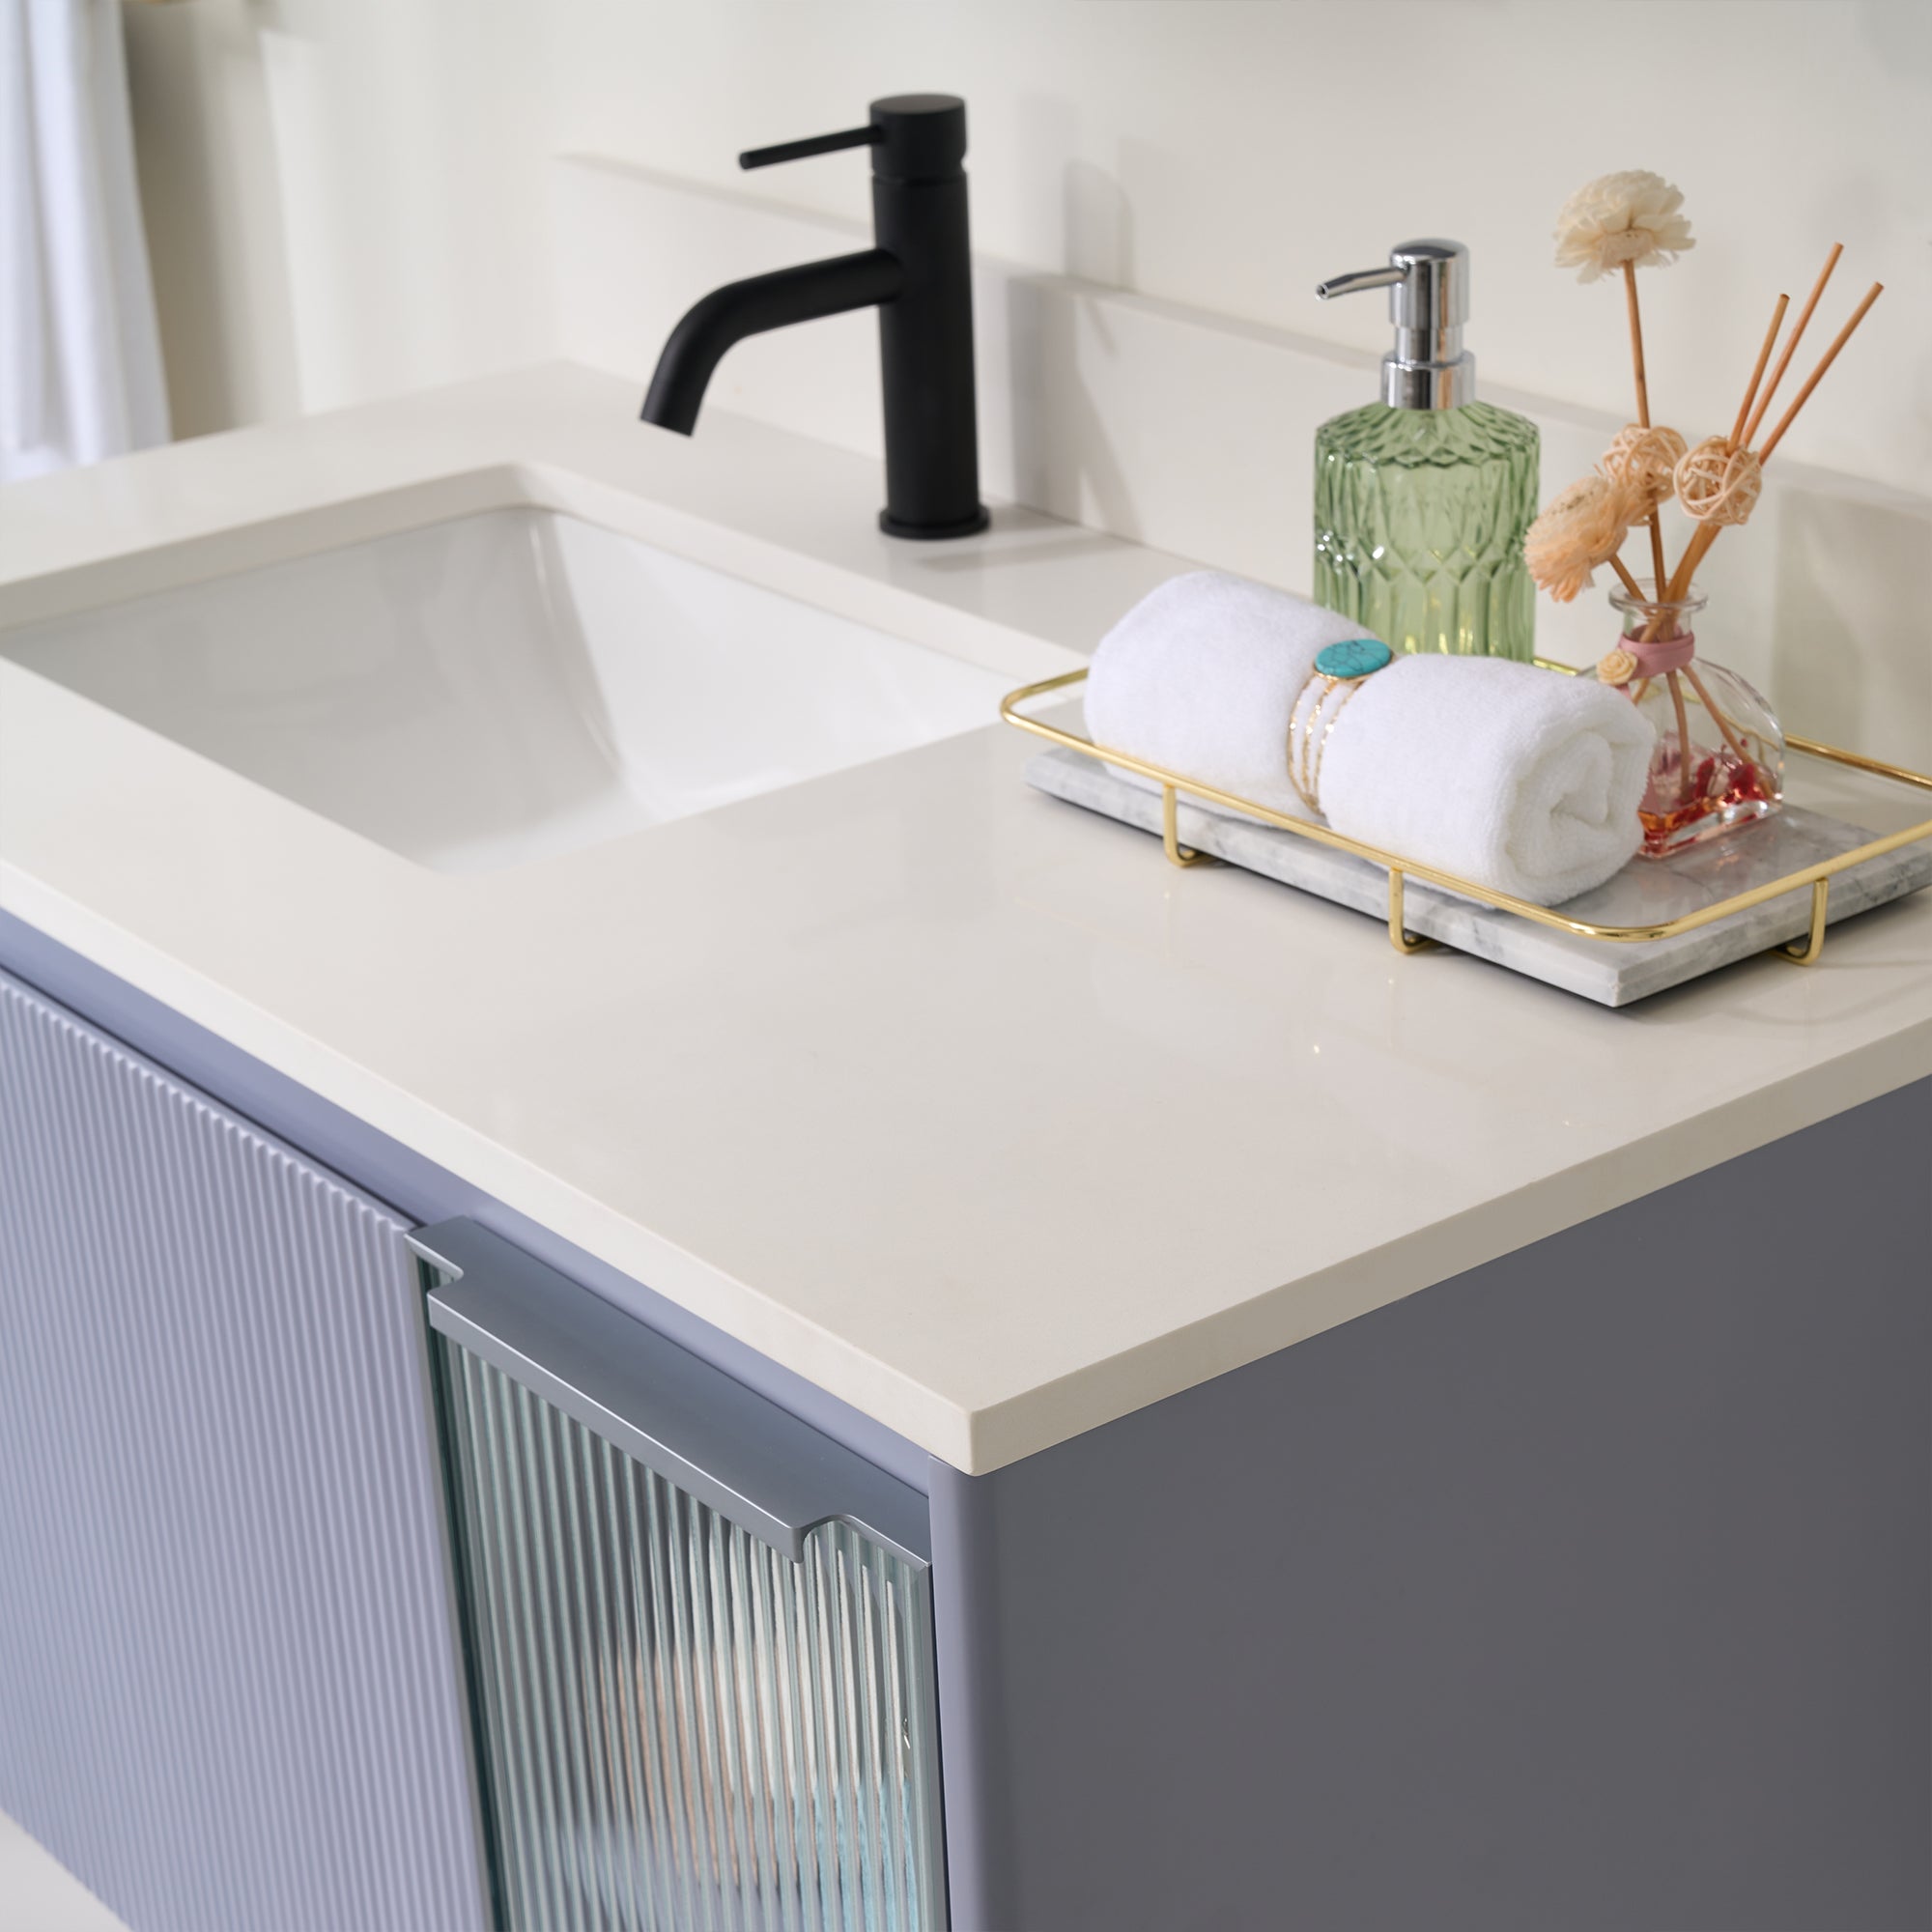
{"left": 1290, "top": 638, "right": 1391, "bottom": 813}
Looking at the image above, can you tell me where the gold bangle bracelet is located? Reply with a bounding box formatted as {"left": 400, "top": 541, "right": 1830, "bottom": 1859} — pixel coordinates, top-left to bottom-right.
{"left": 1288, "top": 671, "right": 1367, "bottom": 815}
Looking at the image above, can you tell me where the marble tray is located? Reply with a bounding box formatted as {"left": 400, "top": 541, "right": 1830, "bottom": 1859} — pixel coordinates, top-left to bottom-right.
{"left": 1026, "top": 747, "right": 1932, "bottom": 1007}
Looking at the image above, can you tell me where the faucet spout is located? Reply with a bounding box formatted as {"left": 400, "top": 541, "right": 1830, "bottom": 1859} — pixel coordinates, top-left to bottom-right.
{"left": 640, "top": 249, "right": 902, "bottom": 435}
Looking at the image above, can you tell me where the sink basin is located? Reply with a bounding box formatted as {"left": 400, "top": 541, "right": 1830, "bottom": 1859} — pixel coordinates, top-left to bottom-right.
{"left": 1, "top": 507, "right": 1014, "bottom": 871}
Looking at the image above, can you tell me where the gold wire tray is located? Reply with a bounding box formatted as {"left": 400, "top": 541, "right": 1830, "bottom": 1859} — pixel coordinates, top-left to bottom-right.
{"left": 1001, "top": 662, "right": 1932, "bottom": 968}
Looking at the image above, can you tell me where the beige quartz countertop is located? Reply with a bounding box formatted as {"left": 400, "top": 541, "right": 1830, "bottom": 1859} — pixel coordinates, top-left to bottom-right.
{"left": 4, "top": 363, "right": 1929, "bottom": 1473}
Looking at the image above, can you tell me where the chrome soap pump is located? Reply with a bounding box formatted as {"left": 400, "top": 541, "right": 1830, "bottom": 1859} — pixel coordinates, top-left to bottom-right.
{"left": 1313, "top": 241, "right": 1538, "bottom": 659}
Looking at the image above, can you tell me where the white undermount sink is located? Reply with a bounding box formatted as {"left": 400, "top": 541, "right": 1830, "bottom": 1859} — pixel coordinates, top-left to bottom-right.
{"left": 1, "top": 506, "right": 1014, "bottom": 871}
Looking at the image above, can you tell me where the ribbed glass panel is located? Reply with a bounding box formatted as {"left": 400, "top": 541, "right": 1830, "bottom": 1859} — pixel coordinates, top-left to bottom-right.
{"left": 436, "top": 1338, "right": 947, "bottom": 1932}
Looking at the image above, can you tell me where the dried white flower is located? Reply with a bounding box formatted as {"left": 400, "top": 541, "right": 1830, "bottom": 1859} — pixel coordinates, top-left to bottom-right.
{"left": 1553, "top": 171, "right": 1695, "bottom": 283}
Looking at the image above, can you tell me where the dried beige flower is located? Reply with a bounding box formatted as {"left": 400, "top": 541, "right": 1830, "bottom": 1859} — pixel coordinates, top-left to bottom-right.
{"left": 1600, "top": 423, "right": 1688, "bottom": 512}
{"left": 1597, "top": 647, "right": 1640, "bottom": 688}
{"left": 1553, "top": 171, "right": 1694, "bottom": 283}
{"left": 1524, "top": 473, "right": 1641, "bottom": 603}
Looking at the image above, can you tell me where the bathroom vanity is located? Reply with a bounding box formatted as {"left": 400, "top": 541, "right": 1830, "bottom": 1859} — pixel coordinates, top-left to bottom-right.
{"left": 3, "top": 366, "right": 1927, "bottom": 1932}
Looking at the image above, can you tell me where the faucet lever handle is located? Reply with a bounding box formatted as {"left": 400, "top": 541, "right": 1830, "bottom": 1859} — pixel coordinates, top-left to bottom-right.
{"left": 739, "top": 125, "right": 882, "bottom": 171}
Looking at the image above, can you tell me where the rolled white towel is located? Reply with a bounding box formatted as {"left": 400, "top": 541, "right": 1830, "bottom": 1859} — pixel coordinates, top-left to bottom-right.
{"left": 1319, "top": 654, "right": 1656, "bottom": 903}
{"left": 1083, "top": 570, "right": 1655, "bottom": 906}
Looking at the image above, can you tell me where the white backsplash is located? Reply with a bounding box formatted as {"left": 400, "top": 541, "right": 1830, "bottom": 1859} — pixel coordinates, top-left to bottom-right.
{"left": 554, "top": 155, "right": 1932, "bottom": 770}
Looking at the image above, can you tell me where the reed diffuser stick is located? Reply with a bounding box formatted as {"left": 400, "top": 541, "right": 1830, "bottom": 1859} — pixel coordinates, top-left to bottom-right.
{"left": 1665, "top": 670, "right": 1694, "bottom": 805}
{"left": 1662, "top": 529, "right": 1718, "bottom": 612}
{"left": 1640, "top": 293, "right": 1788, "bottom": 639}
{"left": 1683, "top": 663, "right": 1753, "bottom": 768}
{"left": 1621, "top": 261, "right": 1671, "bottom": 592}
{"left": 1739, "top": 243, "right": 1841, "bottom": 449}
{"left": 1662, "top": 279, "right": 1884, "bottom": 604}
{"left": 1756, "top": 281, "right": 1885, "bottom": 462}
{"left": 1729, "top": 294, "right": 1788, "bottom": 449}
{"left": 1621, "top": 262, "right": 1652, "bottom": 427}
{"left": 1644, "top": 510, "right": 1670, "bottom": 604}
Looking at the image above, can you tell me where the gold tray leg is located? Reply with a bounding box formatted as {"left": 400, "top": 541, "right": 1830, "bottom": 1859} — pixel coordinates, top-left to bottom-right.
{"left": 1161, "top": 785, "right": 1213, "bottom": 868}
{"left": 1778, "top": 877, "right": 1830, "bottom": 965}
{"left": 1388, "top": 868, "right": 1435, "bottom": 955}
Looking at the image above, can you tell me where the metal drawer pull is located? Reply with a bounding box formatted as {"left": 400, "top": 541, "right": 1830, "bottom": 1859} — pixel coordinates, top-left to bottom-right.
{"left": 408, "top": 1217, "right": 928, "bottom": 1568}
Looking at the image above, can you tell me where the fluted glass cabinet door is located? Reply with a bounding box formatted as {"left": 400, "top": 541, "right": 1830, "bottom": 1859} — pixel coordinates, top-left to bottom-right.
{"left": 421, "top": 1225, "right": 946, "bottom": 1932}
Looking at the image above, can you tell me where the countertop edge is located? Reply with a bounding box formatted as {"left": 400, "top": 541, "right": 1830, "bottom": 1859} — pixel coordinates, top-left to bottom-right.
{"left": 10, "top": 866, "right": 1927, "bottom": 1477}
{"left": 960, "top": 1024, "right": 1932, "bottom": 1469}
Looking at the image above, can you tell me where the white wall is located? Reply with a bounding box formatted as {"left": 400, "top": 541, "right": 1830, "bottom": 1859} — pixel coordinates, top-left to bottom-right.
{"left": 127, "top": 0, "right": 1930, "bottom": 497}
{"left": 124, "top": 0, "right": 552, "bottom": 431}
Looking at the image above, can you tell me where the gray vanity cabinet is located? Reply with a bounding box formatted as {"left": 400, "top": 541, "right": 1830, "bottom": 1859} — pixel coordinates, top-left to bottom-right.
{"left": 4, "top": 924, "right": 1926, "bottom": 1932}
{"left": 0, "top": 969, "right": 492, "bottom": 1932}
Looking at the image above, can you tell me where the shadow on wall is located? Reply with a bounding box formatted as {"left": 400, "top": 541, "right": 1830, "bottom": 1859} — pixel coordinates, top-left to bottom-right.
{"left": 1007, "top": 270, "right": 1139, "bottom": 550}
{"left": 121, "top": 3, "right": 302, "bottom": 436}
{"left": 1772, "top": 490, "right": 1932, "bottom": 771}
{"left": 1005, "top": 92, "right": 1151, "bottom": 547}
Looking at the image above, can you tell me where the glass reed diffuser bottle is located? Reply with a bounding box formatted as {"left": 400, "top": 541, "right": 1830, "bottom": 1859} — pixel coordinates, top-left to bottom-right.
{"left": 1604, "top": 581, "right": 1783, "bottom": 857}
{"left": 1314, "top": 242, "right": 1539, "bottom": 660}
{"left": 1527, "top": 168, "right": 1885, "bottom": 866}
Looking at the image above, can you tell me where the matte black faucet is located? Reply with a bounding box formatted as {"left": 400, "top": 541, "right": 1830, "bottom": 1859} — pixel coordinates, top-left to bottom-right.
{"left": 639, "top": 94, "right": 989, "bottom": 540}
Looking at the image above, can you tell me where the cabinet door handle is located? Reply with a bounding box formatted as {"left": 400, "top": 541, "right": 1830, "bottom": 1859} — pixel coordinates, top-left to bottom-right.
{"left": 409, "top": 1218, "right": 928, "bottom": 1567}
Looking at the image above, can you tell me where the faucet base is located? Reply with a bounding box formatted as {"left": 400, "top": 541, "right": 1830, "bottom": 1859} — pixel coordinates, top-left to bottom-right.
{"left": 879, "top": 504, "right": 990, "bottom": 541}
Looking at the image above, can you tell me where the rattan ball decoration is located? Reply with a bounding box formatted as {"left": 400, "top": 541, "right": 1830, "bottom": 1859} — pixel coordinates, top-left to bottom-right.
{"left": 1674, "top": 437, "right": 1763, "bottom": 526}
{"left": 1600, "top": 423, "right": 1688, "bottom": 512}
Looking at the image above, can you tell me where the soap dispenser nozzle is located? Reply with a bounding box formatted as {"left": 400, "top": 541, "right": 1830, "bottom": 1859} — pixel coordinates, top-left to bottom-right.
{"left": 1317, "top": 240, "right": 1475, "bottom": 410}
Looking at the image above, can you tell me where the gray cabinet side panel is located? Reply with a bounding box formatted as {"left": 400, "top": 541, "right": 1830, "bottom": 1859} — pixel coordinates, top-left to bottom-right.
{"left": 0, "top": 972, "right": 491, "bottom": 1932}
{"left": 934, "top": 1075, "right": 1932, "bottom": 1932}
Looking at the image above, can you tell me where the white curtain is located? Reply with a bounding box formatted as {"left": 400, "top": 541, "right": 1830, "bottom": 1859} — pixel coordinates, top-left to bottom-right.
{"left": 1, "top": 0, "right": 169, "bottom": 481}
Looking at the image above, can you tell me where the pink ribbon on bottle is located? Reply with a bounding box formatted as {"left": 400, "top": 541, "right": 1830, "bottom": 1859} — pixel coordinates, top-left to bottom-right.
{"left": 1625, "top": 628, "right": 1696, "bottom": 677}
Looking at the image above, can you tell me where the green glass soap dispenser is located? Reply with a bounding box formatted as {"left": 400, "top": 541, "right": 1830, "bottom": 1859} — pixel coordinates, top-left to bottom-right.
{"left": 1313, "top": 240, "right": 1538, "bottom": 658}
